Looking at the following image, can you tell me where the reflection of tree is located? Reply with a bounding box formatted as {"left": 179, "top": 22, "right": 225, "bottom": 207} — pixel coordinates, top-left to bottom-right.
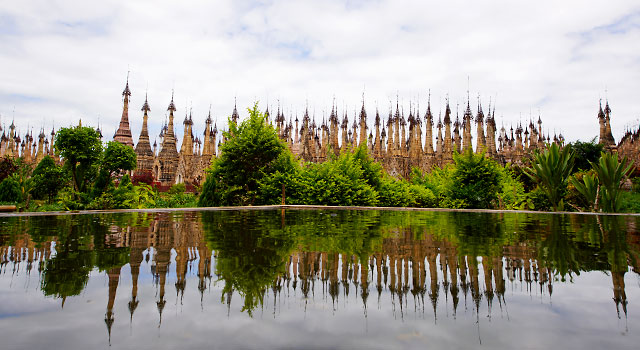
{"left": 599, "top": 216, "right": 636, "bottom": 318}
{"left": 537, "top": 215, "right": 581, "bottom": 282}
{"left": 202, "top": 211, "right": 296, "bottom": 316}
{"left": 40, "top": 249, "right": 94, "bottom": 300}
{"left": 40, "top": 217, "right": 95, "bottom": 302}
{"left": 201, "top": 210, "right": 387, "bottom": 315}
{"left": 451, "top": 212, "right": 506, "bottom": 258}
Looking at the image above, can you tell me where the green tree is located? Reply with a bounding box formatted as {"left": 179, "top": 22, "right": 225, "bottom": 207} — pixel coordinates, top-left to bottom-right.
{"left": 92, "top": 141, "right": 137, "bottom": 195}
{"left": 199, "top": 102, "right": 296, "bottom": 206}
{"left": 102, "top": 141, "right": 137, "bottom": 178}
{"left": 0, "top": 176, "right": 22, "bottom": 203}
{"left": 32, "top": 156, "right": 67, "bottom": 202}
{"left": 54, "top": 126, "right": 103, "bottom": 193}
{"left": 525, "top": 143, "right": 575, "bottom": 211}
{"left": 448, "top": 148, "right": 502, "bottom": 209}
{"left": 571, "top": 138, "right": 604, "bottom": 172}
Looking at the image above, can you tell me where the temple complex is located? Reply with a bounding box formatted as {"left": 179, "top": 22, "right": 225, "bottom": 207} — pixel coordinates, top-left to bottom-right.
{"left": 2, "top": 77, "right": 636, "bottom": 187}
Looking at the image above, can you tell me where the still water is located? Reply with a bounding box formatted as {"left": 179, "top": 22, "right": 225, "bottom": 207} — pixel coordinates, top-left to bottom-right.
{"left": 0, "top": 209, "right": 638, "bottom": 349}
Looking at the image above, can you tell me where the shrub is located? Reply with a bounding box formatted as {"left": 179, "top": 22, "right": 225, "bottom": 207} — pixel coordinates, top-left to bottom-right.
{"left": 132, "top": 170, "right": 154, "bottom": 185}
{"left": 448, "top": 149, "right": 501, "bottom": 209}
{"left": 169, "top": 183, "right": 186, "bottom": 194}
{"left": 32, "top": 156, "right": 67, "bottom": 202}
{"left": 0, "top": 176, "right": 22, "bottom": 203}
{"left": 0, "top": 156, "right": 18, "bottom": 183}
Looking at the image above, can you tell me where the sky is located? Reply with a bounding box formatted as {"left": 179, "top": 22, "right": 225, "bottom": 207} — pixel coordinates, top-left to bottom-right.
{"left": 1, "top": 0, "right": 639, "bottom": 145}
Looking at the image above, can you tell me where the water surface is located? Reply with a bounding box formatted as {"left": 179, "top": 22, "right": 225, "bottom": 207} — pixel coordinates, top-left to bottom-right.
{"left": 0, "top": 209, "right": 638, "bottom": 349}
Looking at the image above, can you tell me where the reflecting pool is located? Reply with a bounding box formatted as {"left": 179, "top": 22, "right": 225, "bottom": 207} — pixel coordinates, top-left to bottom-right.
{"left": 0, "top": 209, "right": 639, "bottom": 349}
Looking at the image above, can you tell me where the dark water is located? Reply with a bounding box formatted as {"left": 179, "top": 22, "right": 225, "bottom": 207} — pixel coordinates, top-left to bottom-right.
{"left": 0, "top": 209, "right": 639, "bottom": 349}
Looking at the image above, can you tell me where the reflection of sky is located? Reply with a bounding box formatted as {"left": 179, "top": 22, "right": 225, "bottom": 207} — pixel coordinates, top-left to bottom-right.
{"left": 0, "top": 253, "right": 638, "bottom": 350}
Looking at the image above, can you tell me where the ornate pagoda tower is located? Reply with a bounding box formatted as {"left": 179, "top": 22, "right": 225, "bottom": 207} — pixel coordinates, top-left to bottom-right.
{"left": 155, "top": 93, "right": 180, "bottom": 186}
{"left": 113, "top": 76, "right": 135, "bottom": 148}
{"left": 135, "top": 94, "right": 154, "bottom": 175}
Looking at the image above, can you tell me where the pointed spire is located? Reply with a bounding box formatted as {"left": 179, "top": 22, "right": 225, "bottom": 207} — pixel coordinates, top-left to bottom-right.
{"left": 122, "top": 71, "right": 131, "bottom": 97}
{"left": 167, "top": 90, "right": 176, "bottom": 112}
{"left": 231, "top": 97, "right": 239, "bottom": 123}
{"left": 142, "top": 92, "right": 150, "bottom": 113}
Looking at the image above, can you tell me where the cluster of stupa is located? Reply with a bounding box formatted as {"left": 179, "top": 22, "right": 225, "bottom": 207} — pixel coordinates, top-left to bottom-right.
{"left": 112, "top": 78, "right": 565, "bottom": 186}
{"left": 0, "top": 120, "right": 58, "bottom": 165}
{"left": 2, "top": 76, "right": 630, "bottom": 187}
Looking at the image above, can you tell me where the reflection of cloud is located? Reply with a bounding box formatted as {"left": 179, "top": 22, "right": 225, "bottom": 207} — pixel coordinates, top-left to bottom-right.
{"left": 1, "top": 254, "right": 638, "bottom": 349}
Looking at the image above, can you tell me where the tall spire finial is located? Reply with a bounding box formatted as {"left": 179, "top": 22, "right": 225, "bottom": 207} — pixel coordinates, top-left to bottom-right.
{"left": 142, "top": 92, "right": 150, "bottom": 112}
{"left": 167, "top": 90, "right": 176, "bottom": 112}
{"left": 122, "top": 71, "right": 132, "bottom": 97}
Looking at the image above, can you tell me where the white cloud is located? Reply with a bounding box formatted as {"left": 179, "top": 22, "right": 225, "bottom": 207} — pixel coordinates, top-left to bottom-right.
{"left": 1, "top": 0, "right": 639, "bottom": 144}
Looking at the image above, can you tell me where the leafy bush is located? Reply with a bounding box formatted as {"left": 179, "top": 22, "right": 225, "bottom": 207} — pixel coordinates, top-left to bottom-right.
{"left": 447, "top": 149, "right": 501, "bottom": 209}
{"left": 498, "top": 166, "right": 529, "bottom": 210}
{"left": 528, "top": 187, "right": 552, "bottom": 211}
{"left": 619, "top": 191, "right": 640, "bottom": 213}
{"left": 169, "top": 183, "right": 186, "bottom": 194}
{"left": 132, "top": 170, "right": 154, "bottom": 185}
{"left": 0, "top": 176, "right": 22, "bottom": 203}
{"left": 155, "top": 192, "right": 198, "bottom": 208}
{"left": 571, "top": 138, "right": 603, "bottom": 172}
{"left": 32, "top": 156, "right": 67, "bottom": 202}
{"left": 57, "top": 187, "right": 90, "bottom": 210}
{"left": 0, "top": 156, "right": 18, "bottom": 183}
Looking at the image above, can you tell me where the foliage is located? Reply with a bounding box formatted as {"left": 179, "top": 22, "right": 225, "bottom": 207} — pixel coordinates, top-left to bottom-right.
{"left": 448, "top": 149, "right": 502, "bottom": 209}
{"left": 169, "top": 183, "right": 186, "bottom": 194}
{"left": 592, "top": 152, "right": 633, "bottom": 213}
{"left": 377, "top": 176, "right": 436, "bottom": 207}
{"left": 32, "top": 156, "right": 67, "bottom": 202}
{"left": 0, "top": 156, "right": 18, "bottom": 182}
{"left": 154, "top": 192, "right": 198, "bottom": 208}
{"left": 524, "top": 143, "right": 575, "bottom": 211}
{"left": 498, "top": 166, "right": 530, "bottom": 210}
{"left": 92, "top": 141, "right": 137, "bottom": 195}
{"left": 54, "top": 126, "right": 103, "bottom": 193}
{"left": 10, "top": 159, "right": 34, "bottom": 206}
{"left": 131, "top": 184, "right": 157, "bottom": 209}
{"left": 571, "top": 138, "right": 604, "bottom": 172}
{"left": 619, "top": 191, "right": 640, "bottom": 213}
{"left": 0, "top": 176, "right": 22, "bottom": 202}
{"left": 569, "top": 170, "right": 599, "bottom": 212}
{"left": 199, "top": 102, "right": 296, "bottom": 206}
{"left": 102, "top": 141, "right": 137, "bottom": 177}
{"left": 57, "top": 187, "right": 89, "bottom": 210}
{"left": 410, "top": 164, "right": 456, "bottom": 207}
{"left": 132, "top": 170, "right": 154, "bottom": 185}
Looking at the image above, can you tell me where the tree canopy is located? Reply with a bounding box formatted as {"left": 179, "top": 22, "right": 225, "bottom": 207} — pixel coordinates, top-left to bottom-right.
{"left": 199, "top": 102, "right": 296, "bottom": 206}
{"left": 102, "top": 141, "right": 137, "bottom": 177}
{"left": 54, "top": 126, "right": 103, "bottom": 192}
{"left": 32, "top": 156, "right": 66, "bottom": 202}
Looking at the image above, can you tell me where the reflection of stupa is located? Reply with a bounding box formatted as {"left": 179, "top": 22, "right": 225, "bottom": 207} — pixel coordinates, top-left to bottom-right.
{"left": 1, "top": 211, "right": 640, "bottom": 343}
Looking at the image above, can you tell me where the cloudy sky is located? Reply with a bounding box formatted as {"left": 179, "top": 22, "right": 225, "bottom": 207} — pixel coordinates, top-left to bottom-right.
{"left": 1, "top": 0, "right": 639, "bottom": 144}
